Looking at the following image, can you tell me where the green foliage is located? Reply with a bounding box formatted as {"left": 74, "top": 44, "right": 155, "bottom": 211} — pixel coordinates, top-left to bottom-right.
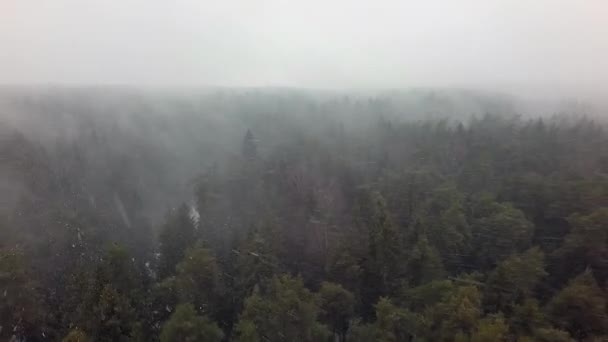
{"left": 96, "top": 244, "right": 142, "bottom": 294}
{"left": 317, "top": 282, "right": 355, "bottom": 339}
{"left": 346, "top": 321, "right": 377, "bottom": 342}
{"left": 92, "top": 284, "right": 137, "bottom": 342}
{"left": 438, "top": 285, "right": 483, "bottom": 338}
{"left": 355, "top": 190, "right": 404, "bottom": 311}
{"left": 158, "top": 204, "right": 197, "bottom": 278}
{"left": 374, "top": 297, "right": 419, "bottom": 342}
{"left": 484, "top": 247, "right": 547, "bottom": 312}
{"left": 173, "top": 245, "right": 222, "bottom": 317}
{"left": 470, "top": 314, "right": 508, "bottom": 342}
{"left": 146, "top": 277, "right": 179, "bottom": 337}
{"left": 399, "top": 279, "right": 455, "bottom": 311}
{"left": 234, "top": 320, "right": 260, "bottom": 342}
{"left": 67, "top": 245, "right": 145, "bottom": 342}
{"left": 346, "top": 324, "right": 377, "bottom": 342}
{"left": 557, "top": 207, "right": 608, "bottom": 282}
{"left": 418, "top": 184, "right": 471, "bottom": 271}
{"left": 235, "top": 275, "right": 330, "bottom": 342}
{"left": 365, "top": 192, "right": 400, "bottom": 273}
{"left": 412, "top": 283, "right": 484, "bottom": 340}
{"left": 160, "top": 304, "right": 223, "bottom": 342}
{"left": 3, "top": 96, "right": 608, "bottom": 341}
{"left": 406, "top": 235, "right": 445, "bottom": 286}
{"left": 547, "top": 269, "right": 608, "bottom": 340}
{"left": 509, "top": 299, "right": 547, "bottom": 336}
{"left": 326, "top": 245, "right": 363, "bottom": 291}
{"left": 234, "top": 227, "right": 282, "bottom": 300}
{"left": 470, "top": 198, "right": 535, "bottom": 268}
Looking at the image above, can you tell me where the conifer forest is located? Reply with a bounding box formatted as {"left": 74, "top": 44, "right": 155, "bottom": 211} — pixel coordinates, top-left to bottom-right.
{"left": 1, "top": 89, "right": 607, "bottom": 341}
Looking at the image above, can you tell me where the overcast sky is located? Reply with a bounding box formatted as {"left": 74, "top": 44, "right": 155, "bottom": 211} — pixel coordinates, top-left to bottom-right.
{"left": 1, "top": 0, "right": 606, "bottom": 95}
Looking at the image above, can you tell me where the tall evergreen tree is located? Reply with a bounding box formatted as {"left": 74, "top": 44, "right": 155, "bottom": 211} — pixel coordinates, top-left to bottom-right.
{"left": 173, "top": 245, "right": 222, "bottom": 318}
{"left": 356, "top": 191, "right": 403, "bottom": 308}
{"left": 158, "top": 204, "right": 197, "bottom": 278}
{"left": 160, "top": 304, "right": 223, "bottom": 342}
{"left": 235, "top": 275, "right": 330, "bottom": 342}
{"left": 547, "top": 270, "right": 608, "bottom": 340}
{"left": 317, "top": 282, "right": 355, "bottom": 341}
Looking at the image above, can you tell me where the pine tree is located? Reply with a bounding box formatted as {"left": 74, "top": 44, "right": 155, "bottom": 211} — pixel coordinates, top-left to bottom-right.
{"left": 317, "top": 282, "right": 355, "bottom": 341}
{"left": 435, "top": 285, "right": 482, "bottom": 340}
{"left": 235, "top": 275, "right": 330, "bottom": 342}
{"left": 484, "top": 247, "right": 547, "bottom": 313}
{"left": 160, "top": 304, "right": 223, "bottom": 342}
{"left": 158, "top": 204, "right": 197, "bottom": 278}
{"left": 356, "top": 191, "right": 403, "bottom": 308}
{"left": 470, "top": 198, "right": 534, "bottom": 269}
{"left": 173, "top": 245, "right": 222, "bottom": 318}
{"left": 547, "top": 269, "right": 608, "bottom": 340}
{"left": 470, "top": 314, "right": 508, "bottom": 342}
{"left": 557, "top": 208, "right": 608, "bottom": 283}
{"left": 92, "top": 284, "right": 137, "bottom": 342}
{"left": 374, "top": 297, "right": 418, "bottom": 342}
{"left": 406, "top": 235, "right": 445, "bottom": 286}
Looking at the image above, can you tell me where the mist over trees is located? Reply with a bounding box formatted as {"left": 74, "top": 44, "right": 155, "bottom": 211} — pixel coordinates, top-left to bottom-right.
{"left": 1, "top": 87, "right": 607, "bottom": 341}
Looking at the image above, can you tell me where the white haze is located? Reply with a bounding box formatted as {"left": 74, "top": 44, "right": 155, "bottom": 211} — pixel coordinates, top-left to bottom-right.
{"left": 0, "top": 0, "right": 607, "bottom": 101}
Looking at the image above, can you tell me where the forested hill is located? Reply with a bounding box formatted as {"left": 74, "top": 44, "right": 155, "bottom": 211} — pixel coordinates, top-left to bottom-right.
{"left": 1, "top": 88, "right": 607, "bottom": 341}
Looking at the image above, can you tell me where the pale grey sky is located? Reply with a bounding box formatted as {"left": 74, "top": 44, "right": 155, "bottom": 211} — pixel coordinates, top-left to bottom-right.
{"left": 1, "top": 0, "right": 607, "bottom": 95}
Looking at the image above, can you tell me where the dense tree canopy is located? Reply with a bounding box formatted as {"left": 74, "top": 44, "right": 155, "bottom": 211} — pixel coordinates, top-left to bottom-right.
{"left": 0, "top": 89, "right": 607, "bottom": 341}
